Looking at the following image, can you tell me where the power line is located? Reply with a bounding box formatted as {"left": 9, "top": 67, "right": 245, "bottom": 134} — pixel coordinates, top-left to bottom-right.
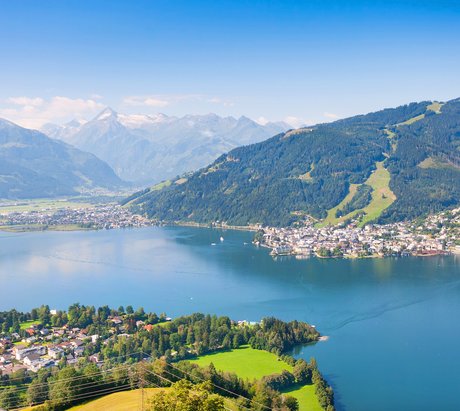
{"left": 11, "top": 360, "right": 164, "bottom": 411}
{"left": 10, "top": 362, "right": 172, "bottom": 410}
{"left": 2, "top": 349, "right": 146, "bottom": 384}
{"left": 7, "top": 378, "right": 130, "bottom": 410}
{"left": 2, "top": 366, "right": 119, "bottom": 395}
{"left": 162, "top": 358, "right": 269, "bottom": 410}
{"left": 143, "top": 368, "right": 248, "bottom": 411}
{"left": 12, "top": 383, "right": 134, "bottom": 410}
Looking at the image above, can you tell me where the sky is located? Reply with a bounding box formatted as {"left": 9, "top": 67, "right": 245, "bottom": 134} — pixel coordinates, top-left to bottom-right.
{"left": 0, "top": 0, "right": 459, "bottom": 129}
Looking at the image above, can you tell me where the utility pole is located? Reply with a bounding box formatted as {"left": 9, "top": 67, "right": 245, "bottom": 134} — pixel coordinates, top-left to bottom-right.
{"left": 139, "top": 361, "right": 145, "bottom": 411}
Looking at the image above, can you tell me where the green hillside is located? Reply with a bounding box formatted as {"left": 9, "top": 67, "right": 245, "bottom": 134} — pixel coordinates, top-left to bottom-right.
{"left": 128, "top": 99, "right": 460, "bottom": 226}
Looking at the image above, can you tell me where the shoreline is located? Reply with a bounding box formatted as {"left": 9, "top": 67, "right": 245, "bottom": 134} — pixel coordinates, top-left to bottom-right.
{"left": 1, "top": 220, "right": 458, "bottom": 260}
{"left": 171, "top": 220, "right": 259, "bottom": 232}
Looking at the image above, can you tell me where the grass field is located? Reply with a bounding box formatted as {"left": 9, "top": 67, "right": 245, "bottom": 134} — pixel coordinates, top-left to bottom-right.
{"left": 151, "top": 180, "right": 172, "bottom": 191}
{"left": 19, "top": 320, "right": 41, "bottom": 330}
{"left": 358, "top": 161, "right": 396, "bottom": 225}
{"left": 318, "top": 183, "right": 359, "bottom": 227}
{"left": 298, "top": 163, "right": 315, "bottom": 182}
{"left": 396, "top": 113, "right": 425, "bottom": 126}
{"left": 384, "top": 128, "right": 398, "bottom": 152}
{"left": 20, "top": 387, "right": 241, "bottom": 411}
{"left": 281, "top": 384, "right": 323, "bottom": 411}
{"left": 427, "top": 101, "right": 443, "bottom": 114}
{"left": 21, "top": 388, "right": 167, "bottom": 411}
{"left": 418, "top": 156, "right": 459, "bottom": 171}
{"left": 0, "top": 199, "right": 93, "bottom": 214}
{"left": 0, "top": 223, "right": 92, "bottom": 233}
{"left": 188, "top": 346, "right": 321, "bottom": 411}
{"left": 188, "top": 345, "right": 292, "bottom": 381}
{"left": 320, "top": 161, "right": 396, "bottom": 227}
{"left": 68, "top": 388, "right": 166, "bottom": 411}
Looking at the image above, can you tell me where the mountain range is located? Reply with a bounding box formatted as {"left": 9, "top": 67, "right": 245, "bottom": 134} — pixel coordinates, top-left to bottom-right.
{"left": 127, "top": 98, "right": 460, "bottom": 226}
{"left": 42, "top": 109, "right": 291, "bottom": 184}
{"left": 0, "top": 119, "right": 124, "bottom": 199}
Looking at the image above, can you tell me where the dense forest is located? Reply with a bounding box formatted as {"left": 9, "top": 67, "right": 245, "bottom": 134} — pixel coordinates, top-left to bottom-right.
{"left": 127, "top": 99, "right": 460, "bottom": 227}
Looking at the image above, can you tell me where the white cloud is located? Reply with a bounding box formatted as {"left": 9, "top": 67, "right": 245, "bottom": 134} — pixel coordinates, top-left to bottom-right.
{"left": 124, "top": 95, "right": 170, "bottom": 107}
{"left": 8, "top": 97, "right": 44, "bottom": 107}
{"left": 206, "top": 97, "right": 234, "bottom": 107}
{"left": 0, "top": 96, "right": 105, "bottom": 129}
{"left": 284, "top": 116, "right": 314, "bottom": 128}
{"left": 256, "top": 116, "right": 269, "bottom": 125}
{"left": 123, "top": 94, "right": 234, "bottom": 109}
{"left": 323, "top": 112, "right": 340, "bottom": 119}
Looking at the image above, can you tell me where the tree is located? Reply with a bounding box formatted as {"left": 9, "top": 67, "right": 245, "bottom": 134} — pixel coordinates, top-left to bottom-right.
{"left": 250, "top": 383, "right": 272, "bottom": 411}
{"left": 0, "top": 386, "right": 20, "bottom": 410}
{"left": 27, "top": 378, "right": 49, "bottom": 405}
{"left": 283, "top": 396, "right": 299, "bottom": 411}
{"left": 293, "top": 359, "right": 312, "bottom": 384}
{"left": 148, "top": 380, "right": 224, "bottom": 411}
{"left": 38, "top": 305, "right": 51, "bottom": 326}
{"left": 31, "top": 308, "right": 39, "bottom": 321}
{"left": 126, "top": 305, "right": 134, "bottom": 315}
{"left": 49, "top": 367, "right": 80, "bottom": 407}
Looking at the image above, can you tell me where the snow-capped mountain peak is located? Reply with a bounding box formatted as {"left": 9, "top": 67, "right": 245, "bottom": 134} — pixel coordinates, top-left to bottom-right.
{"left": 39, "top": 110, "right": 290, "bottom": 184}
{"left": 94, "top": 107, "right": 118, "bottom": 121}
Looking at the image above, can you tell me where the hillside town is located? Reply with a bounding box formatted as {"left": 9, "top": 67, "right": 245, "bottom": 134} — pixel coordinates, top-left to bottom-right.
{"left": 0, "top": 204, "right": 153, "bottom": 230}
{"left": 0, "top": 313, "right": 171, "bottom": 377}
{"left": 255, "top": 208, "right": 460, "bottom": 259}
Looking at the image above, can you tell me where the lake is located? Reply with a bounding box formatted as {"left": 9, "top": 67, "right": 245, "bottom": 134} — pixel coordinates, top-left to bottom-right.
{"left": 1, "top": 226, "right": 459, "bottom": 410}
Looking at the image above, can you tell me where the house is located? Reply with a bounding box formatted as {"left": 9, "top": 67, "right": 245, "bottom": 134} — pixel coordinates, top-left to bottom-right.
{"left": 23, "top": 353, "right": 41, "bottom": 366}
{"left": 74, "top": 346, "right": 85, "bottom": 357}
{"left": 89, "top": 354, "right": 101, "bottom": 363}
{"left": 70, "top": 339, "right": 84, "bottom": 348}
{"left": 0, "top": 353, "right": 12, "bottom": 364}
{"left": 15, "top": 345, "right": 47, "bottom": 360}
{"left": 66, "top": 354, "right": 77, "bottom": 365}
{"left": 29, "top": 359, "right": 55, "bottom": 373}
{"left": 48, "top": 346, "right": 64, "bottom": 359}
{"left": 25, "top": 328, "right": 36, "bottom": 337}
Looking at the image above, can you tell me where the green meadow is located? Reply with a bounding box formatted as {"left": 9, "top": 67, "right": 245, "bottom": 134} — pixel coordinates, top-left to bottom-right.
{"left": 320, "top": 161, "right": 396, "bottom": 227}
{"left": 188, "top": 346, "right": 322, "bottom": 411}
{"left": 188, "top": 345, "right": 292, "bottom": 380}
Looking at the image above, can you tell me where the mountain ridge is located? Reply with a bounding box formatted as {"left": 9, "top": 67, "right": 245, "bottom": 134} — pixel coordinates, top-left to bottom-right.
{"left": 0, "top": 119, "right": 125, "bottom": 199}
{"left": 41, "top": 110, "right": 291, "bottom": 184}
{"left": 126, "top": 98, "right": 460, "bottom": 226}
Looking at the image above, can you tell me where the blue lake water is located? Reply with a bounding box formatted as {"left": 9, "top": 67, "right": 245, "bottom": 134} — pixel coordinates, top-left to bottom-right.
{"left": 1, "top": 226, "right": 459, "bottom": 410}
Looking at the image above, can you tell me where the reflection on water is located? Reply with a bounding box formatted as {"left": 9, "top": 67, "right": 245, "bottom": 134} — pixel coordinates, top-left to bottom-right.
{"left": 0, "top": 227, "right": 459, "bottom": 411}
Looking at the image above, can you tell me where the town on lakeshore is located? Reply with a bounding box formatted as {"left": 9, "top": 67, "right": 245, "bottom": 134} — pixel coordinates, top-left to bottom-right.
{"left": 255, "top": 208, "right": 460, "bottom": 259}
{"left": 0, "top": 204, "right": 153, "bottom": 231}
{"left": 1, "top": 201, "right": 459, "bottom": 260}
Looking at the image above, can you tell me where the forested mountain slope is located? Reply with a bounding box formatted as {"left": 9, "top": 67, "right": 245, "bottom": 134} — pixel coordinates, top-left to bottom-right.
{"left": 127, "top": 99, "right": 460, "bottom": 226}
{"left": 0, "top": 119, "right": 124, "bottom": 199}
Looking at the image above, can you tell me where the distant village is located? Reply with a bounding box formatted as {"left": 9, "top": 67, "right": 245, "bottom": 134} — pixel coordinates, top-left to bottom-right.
{"left": 0, "top": 204, "right": 154, "bottom": 230}
{"left": 256, "top": 208, "right": 460, "bottom": 259}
